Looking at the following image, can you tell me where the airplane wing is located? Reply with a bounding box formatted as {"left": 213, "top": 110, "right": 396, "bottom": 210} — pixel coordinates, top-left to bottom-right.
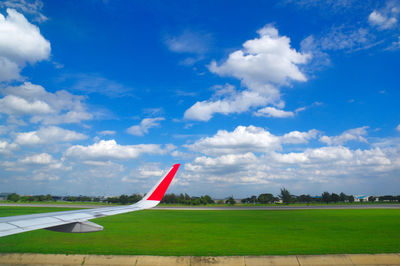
{"left": 0, "top": 164, "right": 180, "bottom": 237}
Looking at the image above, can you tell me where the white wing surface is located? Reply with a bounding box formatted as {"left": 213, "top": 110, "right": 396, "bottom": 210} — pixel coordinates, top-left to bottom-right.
{"left": 0, "top": 164, "right": 180, "bottom": 237}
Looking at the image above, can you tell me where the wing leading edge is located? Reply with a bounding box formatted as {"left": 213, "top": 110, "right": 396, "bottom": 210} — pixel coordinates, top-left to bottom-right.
{"left": 0, "top": 164, "right": 180, "bottom": 237}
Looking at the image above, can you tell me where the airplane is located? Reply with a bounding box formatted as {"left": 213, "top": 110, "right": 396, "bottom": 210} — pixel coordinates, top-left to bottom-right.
{"left": 0, "top": 164, "right": 180, "bottom": 237}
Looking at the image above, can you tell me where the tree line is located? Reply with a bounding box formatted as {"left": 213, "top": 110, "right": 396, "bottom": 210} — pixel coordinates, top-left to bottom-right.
{"left": 4, "top": 190, "right": 400, "bottom": 205}
{"left": 241, "top": 188, "right": 400, "bottom": 204}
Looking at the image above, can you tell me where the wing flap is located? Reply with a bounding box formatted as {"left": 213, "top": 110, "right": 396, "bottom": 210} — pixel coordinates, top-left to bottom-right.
{"left": 54, "top": 213, "right": 94, "bottom": 221}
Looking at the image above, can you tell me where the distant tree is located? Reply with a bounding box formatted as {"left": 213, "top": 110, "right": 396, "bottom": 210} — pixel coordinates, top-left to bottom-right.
{"left": 38, "top": 195, "right": 46, "bottom": 201}
{"left": 129, "top": 193, "right": 142, "bottom": 203}
{"left": 217, "top": 199, "right": 224, "bottom": 205}
{"left": 66, "top": 196, "right": 78, "bottom": 202}
{"left": 298, "top": 194, "right": 312, "bottom": 203}
{"left": 191, "top": 197, "right": 201, "bottom": 205}
{"left": 322, "top": 192, "right": 331, "bottom": 203}
{"left": 80, "top": 196, "right": 92, "bottom": 202}
{"left": 119, "top": 194, "right": 129, "bottom": 204}
{"left": 280, "top": 188, "right": 292, "bottom": 204}
{"left": 225, "top": 196, "right": 235, "bottom": 205}
{"left": 339, "top": 192, "right": 347, "bottom": 202}
{"left": 368, "top": 196, "right": 376, "bottom": 202}
{"left": 7, "top": 193, "right": 20, "bottom": 202}
{"left": 348, "top": 195, "right": 355, "bottom": 203}
{"left": 241, "top": 198, "right": 249, "bottom": 204}
{"left": 106, "top": 197, "right": 119, "bottom": 204}
{"left": 92, "top": 197, "right": 101, "bottom": 202}
{"left": 250, "top": 195, "right": 258, "bottom": 204}
{"left": 331, "top": 193, "right": 340, "bottom": 203}
{"left": 21, "top": 196, "right": 29, "bottom": 202}
{"left": 258, "top": 193, "right": 274, "bottom": 204}
{"left": 201, "top": 195, "right": 214, "bottom": 204}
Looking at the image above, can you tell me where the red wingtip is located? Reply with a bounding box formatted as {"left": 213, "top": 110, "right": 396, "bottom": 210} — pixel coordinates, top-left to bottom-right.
{"left": 147, "top": 164, "right": 180, "bottom": 201}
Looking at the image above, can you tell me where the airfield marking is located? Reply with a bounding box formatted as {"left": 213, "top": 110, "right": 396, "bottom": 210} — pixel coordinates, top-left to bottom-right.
{"left": 1, "top": 253, "right": 400, "bottom": 265}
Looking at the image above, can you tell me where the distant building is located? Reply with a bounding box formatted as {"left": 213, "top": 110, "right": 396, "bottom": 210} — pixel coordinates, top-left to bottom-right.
{"left": 354, "top": 195, "right": 370, "bottom": 202}
{"left": 0, "top": 193, "right": 12, "bottom": 201}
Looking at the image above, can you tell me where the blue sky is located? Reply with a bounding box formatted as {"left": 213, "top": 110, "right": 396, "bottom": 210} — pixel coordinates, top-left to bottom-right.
{"left": 0, "top": 0, "right": 399, "bottom": 198}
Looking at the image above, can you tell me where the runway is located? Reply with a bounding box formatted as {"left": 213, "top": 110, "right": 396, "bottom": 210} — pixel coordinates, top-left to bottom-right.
{"left": 0, "top": 203, "right": 399, "bottom": 210}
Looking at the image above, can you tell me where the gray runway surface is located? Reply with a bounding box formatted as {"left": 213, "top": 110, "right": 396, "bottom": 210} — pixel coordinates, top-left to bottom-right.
{"left": 1, "top": 203, "right": 399, "bottom": 210}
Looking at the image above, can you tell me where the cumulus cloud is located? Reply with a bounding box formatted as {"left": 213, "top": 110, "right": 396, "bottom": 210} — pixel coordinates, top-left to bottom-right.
{"left": 19, "top": 153, "right": 55, "bottom": 164}
{"left": 319, "top": 126, "right": 368, "bottom": 145}
{"left": 0, "top": 82, "right": 93, "bottom": 124}
{"left": 0, "top": 95, "right": 51, "bottom": 115}
{"left": 126, "top": 117, "right": 165, "bottom": 136}
{"left": 254, "top": 106, "right": 294, "bottom": 118}
{"left": 185, "top": 25, "right": 310, "bottom": 121}
{"left": 185, "top": 126, "right": 321, "bottom": 156}
{"left": 369, "top": 10, "right": 398, "bottom": 30}
{"left": 209, "top": 25, "right": 310, "bottom": 88}
{"left": 64, "top": 139, "right": 166, "bottom": 160}
{"left": 15, "top": 126, "right": 87, "bottom": 145}
{"left": 181, "top": 126, "right": 398, "bottom": 188}
{"left": 0, "top": 140, "right": 17, "bottom": 154}
{"left": 184, "top": 87, "right": 268, "bottom": 121}
{"left": 281, "top": 129, "right": 319, "bottom": 144}
{"left": 185, "top": 126, "right": 281, "bottom": 156}
{"left": 397, "top": 124, "right": 400, "bottom": 132}
{"left": 122, "top": 163, "right": 165, "bottom": 183}
{"left": 0, "top": 8, "right": 50, "bottom": 81}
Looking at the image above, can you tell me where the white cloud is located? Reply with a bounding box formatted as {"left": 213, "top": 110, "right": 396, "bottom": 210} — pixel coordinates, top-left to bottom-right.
{"left": 320, "top": 126, "right": 368, "bottom": 145}
{"left": 127, "top": 117, "right": 165, "bottom": 136}
{"left": 397, "top": 124, "right": 400, "bottom": 132}
{"left": 281, "top": 129, "right": 319, "bottom": 144}
{"left": 122, "top": 163, "right": 165, "bottom": 183}
{"left": 165, "top": 31, "right": 211, "bottom": 54}
{"left": 0, "top": 0, "right": 48, "bottom": 23}
{"left": 184, "top": 88, "right": 268, "bottom": 121}
{"left": 0, "top": 8, "right": 50, "bottom": 81}
{"left": 15, "top": 126, "right": 87, "bottom": 145}
{"left": 32, "top": 172, "right": 59, "bottom": 181}
{"left": 369, "top": 10, "right": 398, "bottom": 30}
{"left": 185, "top": 25, "right": 310, "bottom": 121}
{"left": 209, "top": 25, "right": 310, "bottom": 89}
{"left": 182, "top": 127, "right": 397, "bottom": 187}
{"left": 0, "top": 95, "right": 52, "bottom": 115}
{"left": 185, "top": 126, "right": 321, "bottom": 156}
{"left": 254, "top": 106, "right": 294, "bottom": 118}
{"left": 0, "top": 140, "right": 17, "bottom": 154}
{"left": 64, "top": 139, "right": 166, "bottom": 160}
{"left": 98, "top": 130, "right": 116, "bottom": 135}
{"left": 185, "top": 126, "right": 281, "bottom": 156}
{"left": 19, "top": 153, "right": 54, "bottom": 164}
{"left": 0, "top": 82, "right": 93, "bottom": 124}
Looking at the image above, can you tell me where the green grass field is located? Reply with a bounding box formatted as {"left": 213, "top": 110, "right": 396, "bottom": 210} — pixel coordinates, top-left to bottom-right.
{"left": 0, "top": 207, "right": 399, "bottom": 256}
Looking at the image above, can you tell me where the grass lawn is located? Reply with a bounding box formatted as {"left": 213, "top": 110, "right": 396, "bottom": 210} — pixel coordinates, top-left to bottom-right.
{"left": 0, "top": 207, "right": 399, "bottom": 256}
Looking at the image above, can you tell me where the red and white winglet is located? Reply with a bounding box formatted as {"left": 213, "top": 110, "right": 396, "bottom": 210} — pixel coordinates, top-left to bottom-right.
{"left": 135, "top": 163, "right": 181, "bottom": 209}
